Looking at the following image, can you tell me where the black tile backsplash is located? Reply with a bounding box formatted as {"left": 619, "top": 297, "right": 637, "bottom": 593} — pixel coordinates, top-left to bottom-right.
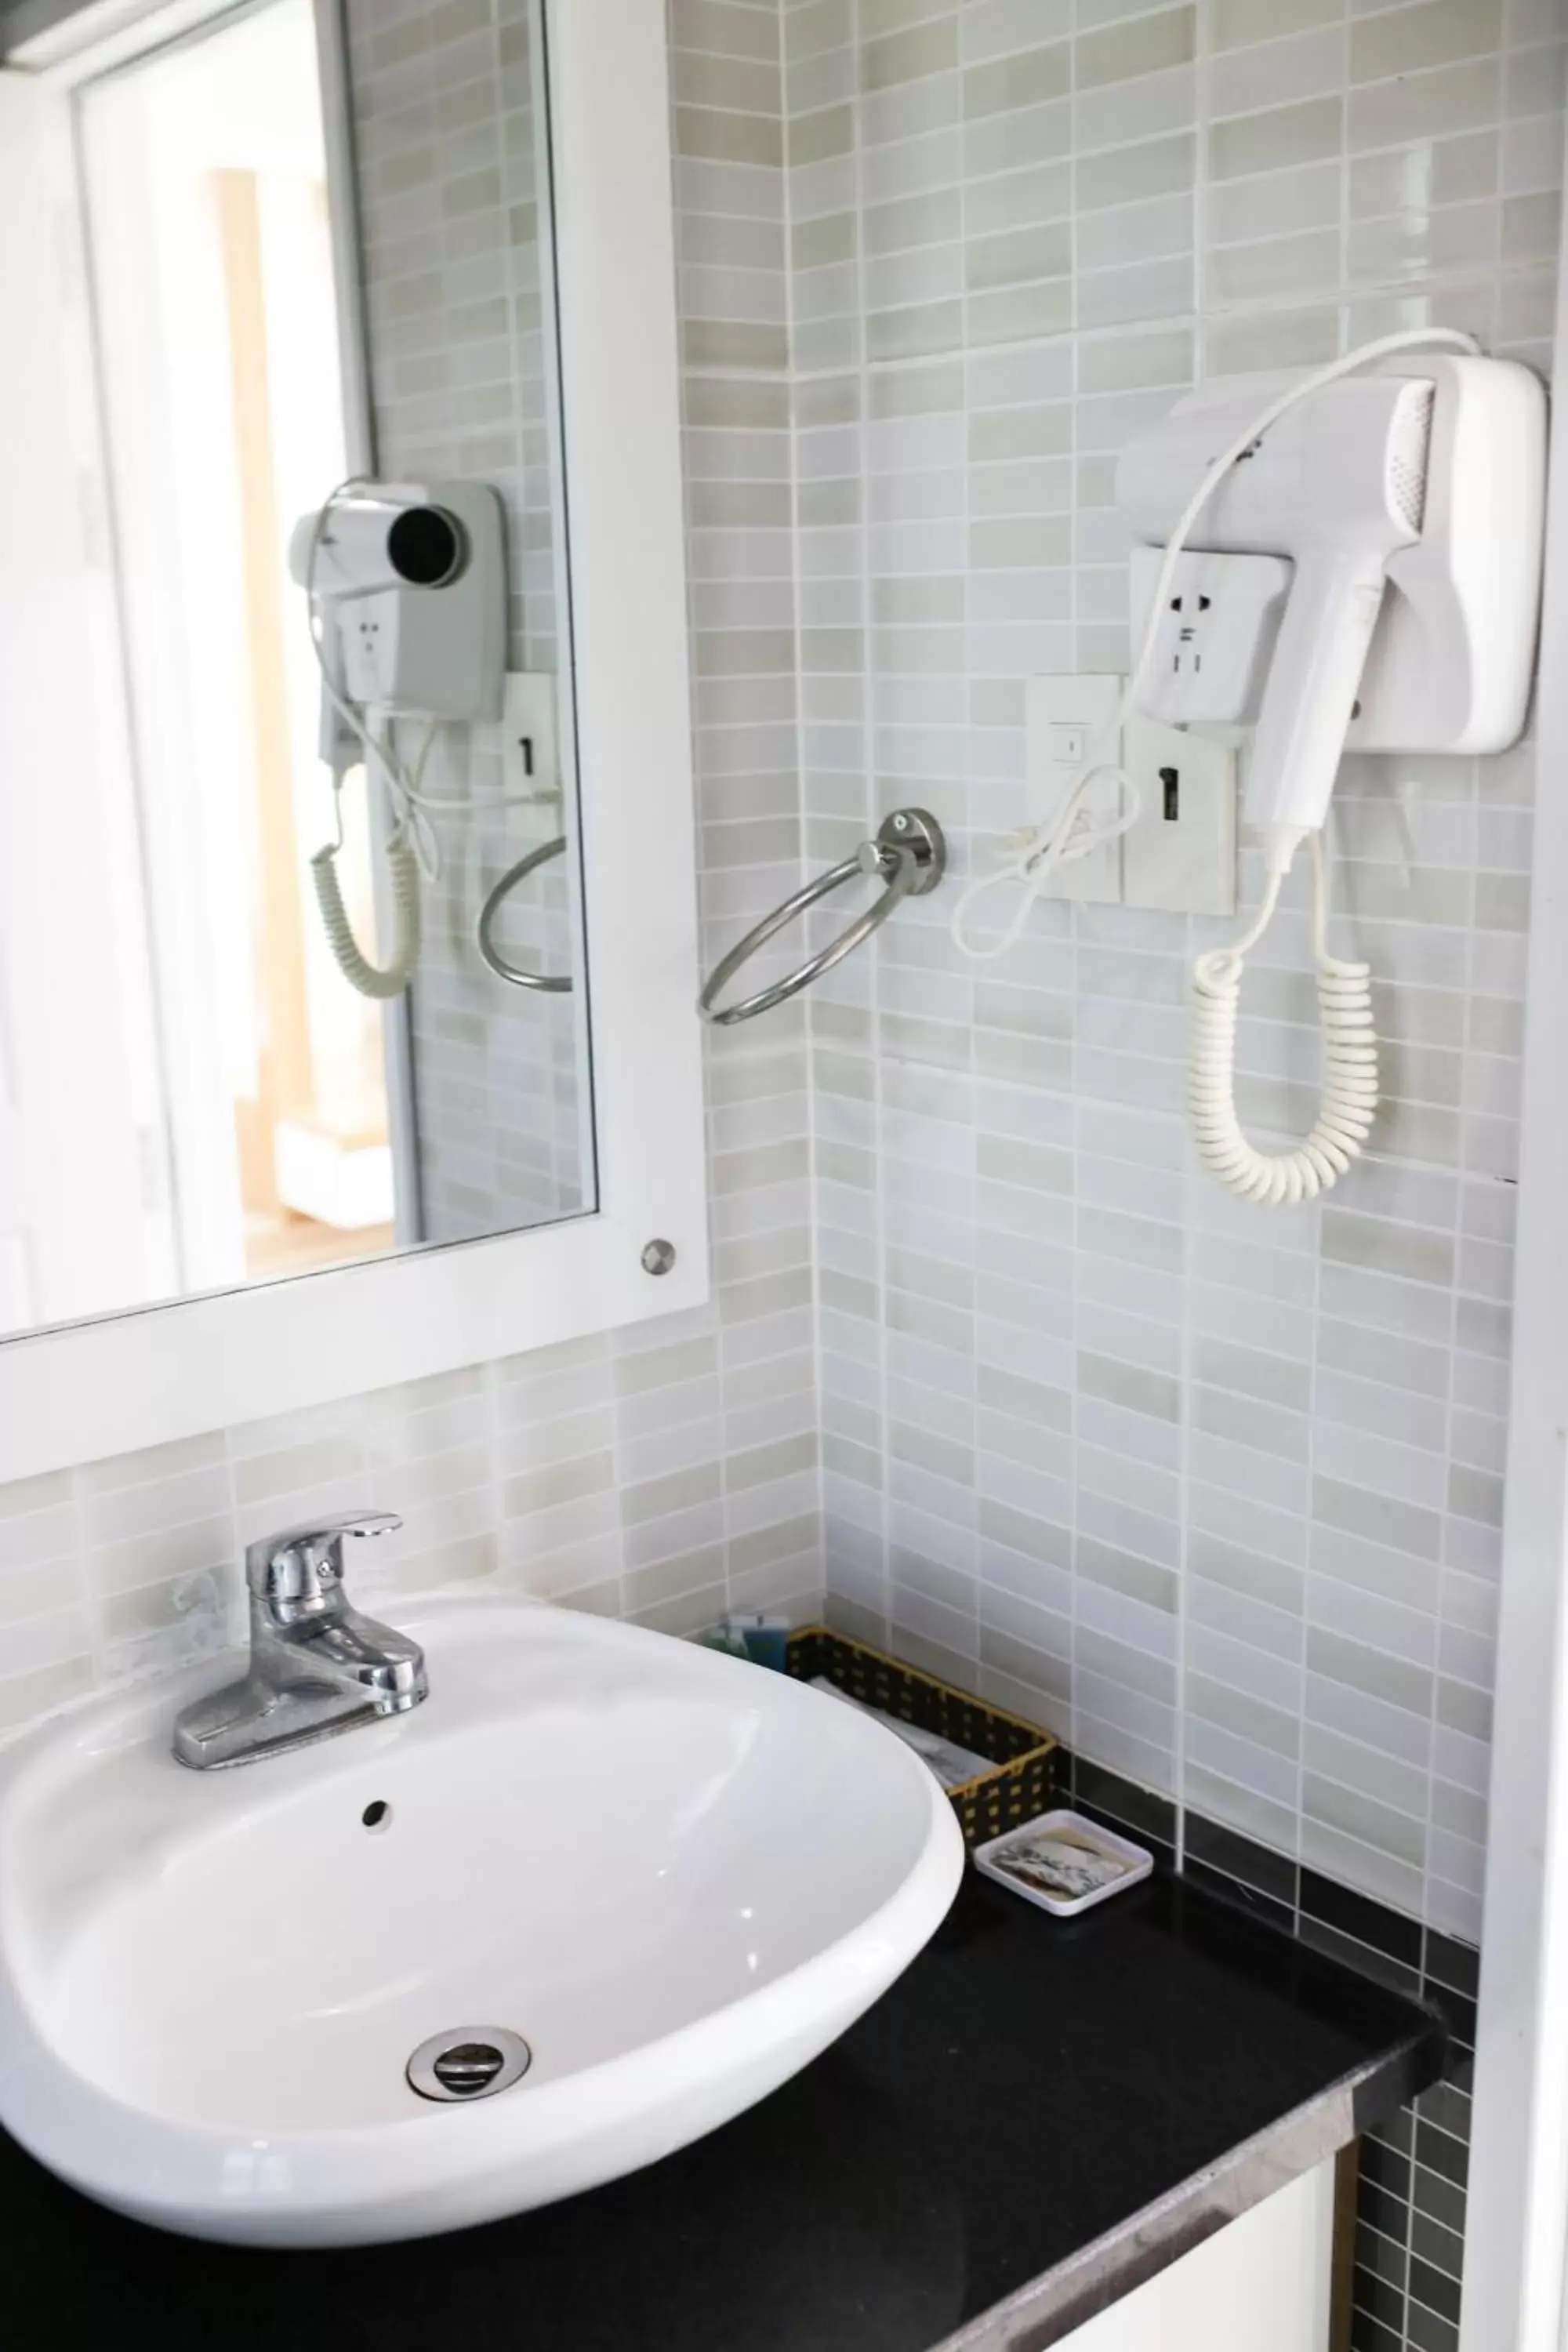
{"left": 1404, "top": 2300, "right": 1460, "bottom": 2352}
{"left": 1422, "top": 1933, "right": 1480, "bottom": 2002}
{"left": 1411, "top": 2165, "right": 1467, "bottom": 2238}
{"left": 1301, "top": 1872, "right": 1425, "bottom": 1973}
{"left": 1185, "top": 1813, "right": 1298, "bottom": 1908}
{"left": 1182, "top": 1854, "right": 1296, "bottom": 1936}
{"left": 1071, "top": 1759, "right": 1178, "bottom": 1852}
{"left": 1299, "top": 1914, "right": 1423, "bottom": 2000}
{"left": 1410, "top": 2256, "right": 1463, "bottom": 2327}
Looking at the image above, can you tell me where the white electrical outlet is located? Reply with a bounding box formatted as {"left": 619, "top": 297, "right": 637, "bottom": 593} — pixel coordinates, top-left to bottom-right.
{"left": 1122, "top": 711, "right": 1236, "bottom": 916}
{"left": 1024, "top": 674, "right": 1123, "bottom": 903}
{"left": 1128, "top": 547, "right": 1292, "bottom": 726}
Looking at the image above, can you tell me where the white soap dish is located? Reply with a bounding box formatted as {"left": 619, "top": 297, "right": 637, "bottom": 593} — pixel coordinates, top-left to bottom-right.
{"left": 973, "top": 1808, "right": 1153, "bottom": 1918}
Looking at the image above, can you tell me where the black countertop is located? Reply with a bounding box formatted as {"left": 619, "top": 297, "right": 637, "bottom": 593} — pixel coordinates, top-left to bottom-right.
{"left": 0, "top": 1871, "right": 1441, "bottom": 2352}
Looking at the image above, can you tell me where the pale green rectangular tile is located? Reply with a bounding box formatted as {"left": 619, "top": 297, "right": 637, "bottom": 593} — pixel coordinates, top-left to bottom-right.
{"left": 862, "top": 16, "right": 957, "bottom": 89}
{"left": 1077, "top": 325, "right": 1192, "bottom": 392}
{"left": 866, "top": 297, "right": 964, "bottom": 359}
{"left": 793, "top": 209, "right": 857, "bottom": 267}
{"left": 1208, "top": 227, "right": 1340, "bottom": 303}
{"left": 1080, "top": 1350, "right": 1181, "bottom": 1423}
{"left": 1212, "top": 0, "right": 1339, "bottom": 49}
{"left": 869, "top": 357, "right": 964, "bottom": 413}
{"left": 1210, "top": 94, "right": 1343, "bottom": 179}
{"left": 863, "top": 187, "right": 962, "bottom": 254}
{"left": 672, "top": 0, "right": 779, "bottom": 63}
{"left": 963, "top": 39, "right": 1069, "bottom": 116}
{"left": 1079, "top": 1534, "right": 1178, "bottom": 1613}
{"left": 967, "top": 404, "right": 1072, "bottom": 459}
{"left": 968, "top": 278, "right": 1074, "bottom": 343}
{"left": 684, "top": 375, "right": 792, "bottom": 428}
{"left": 1076, "top": 4, "right": 1195, "bottom": 89}
{"left": 1313, "top": 1475, "right": 1443, "bottom": 1565}
{"left": 1347, "top": 55, "right": 1500, "bottom": 150}
{"left": 1351, "top": 0, "right": 1504, "bottom": 86}
{"left": 682, "top": 318, "right": 790, "bottom": 370}
{"left": 964, "top": 221, "right": 1072, "bottom": 292}
{"left": 861, "top": 0, "right": 954, "bottom": 33}
{"left": 785, "top": 0, "right": 850, "bottom": 64}
{"left": 1307, "top": 1624, "right": 1434, "bottom": 1718}
{"left": 676, "top": 106, "right": 783, "bottom": 166}
{"left": 966, "top": 158, "right": 1073, "bottom": 234}
{"left": 789, "top": 102, "right": 854, "bottom": 164}
{"left": 1076, "top": 129, "right": 1195, "bottom": 210}
{"left": 673, "top": 53, "right": 781, "bottom": 114}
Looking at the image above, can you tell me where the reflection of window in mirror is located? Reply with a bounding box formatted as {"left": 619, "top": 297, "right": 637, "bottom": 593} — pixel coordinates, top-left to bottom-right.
{"left": 0, "top": 0, "right": 593, "bottom": 1344}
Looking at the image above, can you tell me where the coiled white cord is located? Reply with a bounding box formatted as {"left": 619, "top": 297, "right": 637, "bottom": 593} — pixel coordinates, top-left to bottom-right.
{"left": 311, "top": 828, "right": 423, "bottom": 1000}
{"left": 1189, "top": 833, "right": 1377, "bottom": 1204}
{"left": 307, "top": 717, "right": 436, "bottom": 1001}
{"left": 949, "top": 324, "right": 1479, "bottom": 1203}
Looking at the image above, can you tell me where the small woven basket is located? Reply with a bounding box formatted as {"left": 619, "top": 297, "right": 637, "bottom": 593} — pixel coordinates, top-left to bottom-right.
{"left": 786, "top": 1625, "right": 1062, "bottom": 1848}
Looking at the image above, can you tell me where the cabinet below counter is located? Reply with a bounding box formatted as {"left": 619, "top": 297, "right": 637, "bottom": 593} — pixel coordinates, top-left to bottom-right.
{"left": 0, "top": 1871, "right": 1440, "bottom": 2352}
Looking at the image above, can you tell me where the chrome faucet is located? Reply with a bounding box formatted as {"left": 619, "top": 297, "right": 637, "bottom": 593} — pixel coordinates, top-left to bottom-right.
{"left": 172, "top": 1512, "right": 428, "bottom": 1769}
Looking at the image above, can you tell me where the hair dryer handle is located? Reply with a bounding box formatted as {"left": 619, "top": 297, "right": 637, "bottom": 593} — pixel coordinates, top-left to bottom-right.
{"left": 1242, "top": 543, "right": 1390, "bottom": 873}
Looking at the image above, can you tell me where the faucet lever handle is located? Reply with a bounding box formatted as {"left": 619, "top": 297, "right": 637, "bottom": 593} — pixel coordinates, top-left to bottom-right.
{"left": 246, "top": 1512, "right": 403, "bottom": 1605}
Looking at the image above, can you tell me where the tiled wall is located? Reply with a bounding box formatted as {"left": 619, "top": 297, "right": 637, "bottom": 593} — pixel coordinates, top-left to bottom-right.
{"left": 766, "top": 3, "right": 1559, "bottom": 2346}
{"left": 346, "top": 0, "right": 586, "bottom": 1236}
{"left": 0, "top": 0, "right": 818, "bottom": 1736}
{"left": 784, "top": 0, "right": 1560, "bottom": 1955}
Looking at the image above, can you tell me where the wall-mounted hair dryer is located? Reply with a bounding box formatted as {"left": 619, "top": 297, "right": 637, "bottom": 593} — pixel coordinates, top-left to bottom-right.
{"left": 950, "top": 330, "right": 1546, "bottom": 1206}
{"left": 1117, "top": 355, "right": 1545, "bottom": 881}
{"left": 1101, "top": 333, "right": 1547, "bottom": 1207}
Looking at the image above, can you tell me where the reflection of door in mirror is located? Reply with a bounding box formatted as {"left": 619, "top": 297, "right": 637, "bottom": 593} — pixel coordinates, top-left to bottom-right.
{"left": 0, "top": 0, "right": 593, "bottom": 1344}
{"left": 80, "top": 3, "right": 378, "bottom": 1298}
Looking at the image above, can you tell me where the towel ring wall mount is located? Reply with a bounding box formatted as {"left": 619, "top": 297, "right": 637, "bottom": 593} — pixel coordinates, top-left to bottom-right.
{"left": 476, "top": 836, "right": 574, "bottom": 992}
{"left": 699, "top": 808, "right": 946, "bottom": 1028}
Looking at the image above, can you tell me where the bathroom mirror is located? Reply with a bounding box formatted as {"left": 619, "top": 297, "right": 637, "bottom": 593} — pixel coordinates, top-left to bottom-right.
{"left": 0, "top": 0, "right": 593, "bottom": 1338}
{"left": 0, "top": 0, "right": 706, "bottom": 1478}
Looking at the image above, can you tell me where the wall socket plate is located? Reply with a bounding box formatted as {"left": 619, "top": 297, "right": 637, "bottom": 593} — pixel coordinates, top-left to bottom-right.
{"left": 490, "top": 670, "right": 559, "bottom": 802}
{"left": 1122, "top": 711, "right": 1236, "bottom": 917}
{"left": 1025, "top": 673, "right": 1236, "bottom": 918}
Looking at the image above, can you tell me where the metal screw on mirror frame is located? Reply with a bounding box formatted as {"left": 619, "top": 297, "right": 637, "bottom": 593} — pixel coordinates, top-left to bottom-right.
{"left": 641, "top": 1239, "right": 677, "bottom": 1276}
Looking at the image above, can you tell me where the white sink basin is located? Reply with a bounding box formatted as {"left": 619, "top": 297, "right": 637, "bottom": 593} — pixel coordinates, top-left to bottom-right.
{"left": 0, "top": 1598, "right": 962, "bottom": 2246}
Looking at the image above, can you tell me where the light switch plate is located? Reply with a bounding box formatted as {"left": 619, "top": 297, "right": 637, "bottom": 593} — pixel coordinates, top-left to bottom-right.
{"left": 1122, "top": 712, "right": 1236, "bottom": 916}
{"left": 1024, "top": 673, "right": 1124, "bottom": 904}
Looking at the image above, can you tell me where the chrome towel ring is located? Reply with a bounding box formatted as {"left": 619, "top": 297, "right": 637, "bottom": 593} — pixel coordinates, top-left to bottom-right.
{"left": 699, "top": 808, "right": 946, "bottom": 1027}
{"left": 476, "top": 837, "right": 573, "bottom": 992}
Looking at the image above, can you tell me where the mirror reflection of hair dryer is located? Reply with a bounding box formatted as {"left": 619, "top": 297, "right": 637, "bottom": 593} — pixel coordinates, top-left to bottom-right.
{"left": 289, "top": 480, "right": 561, "bottom": 1001}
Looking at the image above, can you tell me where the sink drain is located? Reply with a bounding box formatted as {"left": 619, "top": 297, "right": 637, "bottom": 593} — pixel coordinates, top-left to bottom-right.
{"left": 406, "top": 2027, "right": 532, "bottom": 2103}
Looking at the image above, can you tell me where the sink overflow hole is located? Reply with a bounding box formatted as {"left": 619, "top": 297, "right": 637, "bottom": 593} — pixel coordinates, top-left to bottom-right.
{"left": 361, "top": 1800, "right": 390, "bottom": 1830}
{"left": 407, "top": 2027, "right": 532, "bottom": 2103}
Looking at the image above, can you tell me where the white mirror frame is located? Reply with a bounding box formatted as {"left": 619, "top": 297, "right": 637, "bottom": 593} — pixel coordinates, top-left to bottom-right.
{"left": 0, "top": 0, "right": 708, "bottom": 1485}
